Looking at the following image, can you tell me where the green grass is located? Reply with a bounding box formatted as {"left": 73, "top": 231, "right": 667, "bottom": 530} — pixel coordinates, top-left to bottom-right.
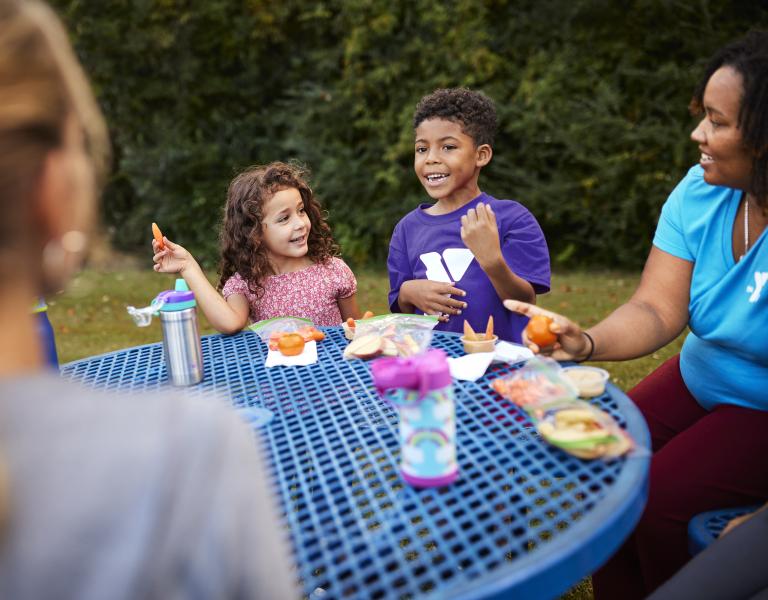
{"left": 49, "top": 266, "right": 683, "bottom": 600}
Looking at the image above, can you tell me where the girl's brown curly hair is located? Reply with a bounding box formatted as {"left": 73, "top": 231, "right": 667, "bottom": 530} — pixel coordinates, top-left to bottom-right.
{"left": 217, "top": 161, "right": 339, "bottom": 297}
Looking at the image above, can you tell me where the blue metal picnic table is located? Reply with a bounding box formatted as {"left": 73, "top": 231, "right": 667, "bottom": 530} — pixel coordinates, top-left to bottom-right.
{"left": 61, "top": 327, "right": 650, "bottom": 600}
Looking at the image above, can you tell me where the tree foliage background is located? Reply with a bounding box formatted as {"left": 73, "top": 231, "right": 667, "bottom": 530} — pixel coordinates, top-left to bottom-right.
{"left": 51, "top": 0, "right": 768, "bottom": 268}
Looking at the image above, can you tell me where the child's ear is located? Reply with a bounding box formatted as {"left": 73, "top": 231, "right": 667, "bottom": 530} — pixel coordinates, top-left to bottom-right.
{"left": 475, "top": 144, "right": 493, "bottom": 167}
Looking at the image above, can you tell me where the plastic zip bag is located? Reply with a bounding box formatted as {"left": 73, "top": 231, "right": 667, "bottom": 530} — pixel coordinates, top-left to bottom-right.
{"left": 491, "top": 357, "right": 634, "bottom": 459}
{"left": 248, "top": 316, "right": 324, "bottom": 350}
{"left": 343, "top": 313, "right": 438, "bottom": 360}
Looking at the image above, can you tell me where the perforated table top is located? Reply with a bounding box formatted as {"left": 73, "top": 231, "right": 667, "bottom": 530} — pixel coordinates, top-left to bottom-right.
{"left": 62, "top": 328, "right": 650, "bottom": 600}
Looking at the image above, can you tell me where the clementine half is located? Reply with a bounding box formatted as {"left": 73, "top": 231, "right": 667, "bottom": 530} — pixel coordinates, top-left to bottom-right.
{"left": 277, "top": 333, "right": 305, "bottom": 356}
{"left": 525, "top": 315, "right": 557, "bottom": 348}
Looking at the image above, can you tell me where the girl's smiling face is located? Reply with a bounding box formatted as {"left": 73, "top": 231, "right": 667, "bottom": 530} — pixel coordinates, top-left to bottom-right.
{"left": 260, "top": 187, "right": 311, "bottom": 269}
{"left": 691, "top": 66, "right": 753, "bottom": 191}
{"left": 414, "top": 118, "right": 491, "bottom": 206}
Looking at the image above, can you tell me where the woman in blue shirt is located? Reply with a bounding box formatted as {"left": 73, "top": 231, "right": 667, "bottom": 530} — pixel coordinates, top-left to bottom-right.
{"left": 506, "top": 31, "right": 768, "bottom": 599}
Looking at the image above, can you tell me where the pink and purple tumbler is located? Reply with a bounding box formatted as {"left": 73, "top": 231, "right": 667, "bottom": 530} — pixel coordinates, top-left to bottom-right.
{"left": 371, "top": 349, "right": 458, "bottom": 488}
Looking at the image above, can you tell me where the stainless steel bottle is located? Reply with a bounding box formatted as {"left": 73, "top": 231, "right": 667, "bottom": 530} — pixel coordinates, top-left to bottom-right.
{"left": 156, "top": 279, "right": 204, "bottom": 386}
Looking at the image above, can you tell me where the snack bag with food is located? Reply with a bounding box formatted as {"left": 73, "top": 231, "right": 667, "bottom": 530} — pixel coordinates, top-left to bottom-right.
{"left": 536, "top": 401, "right": 633, "bottom": 459}
{"left": 343, "top": 313, "right": 438, "bottom": 360}
{"left": 491, "top": 357, "right": 634, "bottom": 459}
{"left": 248, "top": 316, "right": 325, "bottom": 354}
{"left": 490, "top": 356, "right": 578, "bottom": 417}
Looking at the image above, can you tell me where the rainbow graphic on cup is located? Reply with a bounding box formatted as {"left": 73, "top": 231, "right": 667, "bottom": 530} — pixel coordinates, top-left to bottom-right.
{"left": 407, "top": 428, "right": 450, "bottom": 447}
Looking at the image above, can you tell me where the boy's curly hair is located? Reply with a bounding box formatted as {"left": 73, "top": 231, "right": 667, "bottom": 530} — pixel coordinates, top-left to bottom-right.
{"left": 217, "top": 161, "right": 339, "bottom": 297}
{"left": 413, "top": 87, "right": 498, "bottom": 147}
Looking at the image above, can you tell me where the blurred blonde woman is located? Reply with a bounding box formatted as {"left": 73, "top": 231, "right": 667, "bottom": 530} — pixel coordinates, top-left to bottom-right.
{"left": 0, "top": 1, "right": 296, "bottom": 598}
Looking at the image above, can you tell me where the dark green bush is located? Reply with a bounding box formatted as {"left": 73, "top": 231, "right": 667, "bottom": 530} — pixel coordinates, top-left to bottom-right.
{"left": 52, "top": 0, "right": 767, "bottom": 268}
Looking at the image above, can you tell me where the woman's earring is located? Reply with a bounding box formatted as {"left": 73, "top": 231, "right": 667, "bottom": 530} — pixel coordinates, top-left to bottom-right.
{"left": 41, "top": 230, "right": 88, "bottom": 293}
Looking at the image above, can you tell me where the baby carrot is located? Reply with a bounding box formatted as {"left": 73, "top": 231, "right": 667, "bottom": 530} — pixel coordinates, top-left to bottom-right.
{"left": 152, "top": 222, "right": 165, "bottom": 250}
{"left": 485, "top": 316, "right": 494, "bottom": 340}
{"left": 362, "top": 310, "right": 374, "bottom": 319}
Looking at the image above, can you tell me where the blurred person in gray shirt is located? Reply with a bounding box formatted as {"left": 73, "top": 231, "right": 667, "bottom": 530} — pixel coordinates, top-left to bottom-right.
{"left": 0, "top": 1, "right": 297, "bottom": 598}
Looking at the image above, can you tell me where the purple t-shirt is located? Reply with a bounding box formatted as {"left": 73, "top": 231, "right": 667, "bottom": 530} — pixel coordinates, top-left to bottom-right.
{"left": 387, "top": 192, "right": 551, "bottom": 343}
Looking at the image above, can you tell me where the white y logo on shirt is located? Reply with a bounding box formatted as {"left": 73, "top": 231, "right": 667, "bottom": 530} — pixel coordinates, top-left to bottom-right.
{"left": 420, "top": 249, "right": 474, "bottom": 282}
{"left": 746, "top": 271, "right": 768, "bottom": 303}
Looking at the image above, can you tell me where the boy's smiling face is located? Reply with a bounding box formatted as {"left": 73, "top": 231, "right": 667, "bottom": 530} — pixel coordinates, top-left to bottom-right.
{"left": 414, "top": 118, "right": 491, "bottom": 207}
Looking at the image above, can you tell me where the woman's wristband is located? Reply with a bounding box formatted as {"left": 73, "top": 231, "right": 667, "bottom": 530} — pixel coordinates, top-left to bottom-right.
{"left": 576, "top": 331, "right": 595, "bottom": 363}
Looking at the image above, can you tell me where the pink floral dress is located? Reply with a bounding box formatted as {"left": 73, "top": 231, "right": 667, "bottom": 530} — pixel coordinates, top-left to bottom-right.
{"left": 221, "top": 257, "right": 357, "bottom": 326}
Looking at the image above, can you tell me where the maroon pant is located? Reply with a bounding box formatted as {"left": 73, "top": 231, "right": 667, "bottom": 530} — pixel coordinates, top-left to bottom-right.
{"left": 592, "top": 355, "right": 768, "bottom": 599}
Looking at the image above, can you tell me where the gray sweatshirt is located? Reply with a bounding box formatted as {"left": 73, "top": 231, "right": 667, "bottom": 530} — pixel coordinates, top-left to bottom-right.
{"left": 0, "top": 374, "right": 297, "bottom": 599}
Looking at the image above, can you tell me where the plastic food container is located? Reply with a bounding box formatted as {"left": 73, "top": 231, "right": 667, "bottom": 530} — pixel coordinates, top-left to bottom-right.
{"left": 461, "top": 335, "right": 498, "bottom": 354}
{"left": 562, "top": 366, "right": 609, "bottom": 398}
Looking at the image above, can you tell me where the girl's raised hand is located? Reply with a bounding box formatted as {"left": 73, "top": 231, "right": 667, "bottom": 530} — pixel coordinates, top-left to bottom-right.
{"left": 503, "top": 299, "right": 591, "bottom": 361}
{"left": 152, "top": 237, "right": 194, "bottom": 275}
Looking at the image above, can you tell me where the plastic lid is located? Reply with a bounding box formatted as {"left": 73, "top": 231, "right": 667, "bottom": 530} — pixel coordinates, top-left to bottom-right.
{"left": 155, "top": 279, "right": 196, "bottom": 311}
{"left": 371, "top": 349, "right": 451, "bottom": 399}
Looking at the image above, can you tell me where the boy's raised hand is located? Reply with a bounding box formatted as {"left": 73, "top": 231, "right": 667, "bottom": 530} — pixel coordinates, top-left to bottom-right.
{"left": 460, "top": 203, "right": 501, "bottom": 267}
{"left": 152, "top": 237, "right": 195, "bottom": 275}
{"left": 400, "top": 279, "right": 467, "bottom": 322}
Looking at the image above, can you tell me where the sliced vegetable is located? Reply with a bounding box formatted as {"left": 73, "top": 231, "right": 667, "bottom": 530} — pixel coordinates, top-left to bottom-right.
{"left": 484, "top": 316, "right": 494, "bottom": 340}
{"left": 151, "top": 222, "right": 165, "bottom": 250}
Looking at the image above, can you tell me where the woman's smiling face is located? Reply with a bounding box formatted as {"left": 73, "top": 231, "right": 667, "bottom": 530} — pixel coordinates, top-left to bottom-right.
{"left": 691, "top": 66, "right": 753, "bottom": 191}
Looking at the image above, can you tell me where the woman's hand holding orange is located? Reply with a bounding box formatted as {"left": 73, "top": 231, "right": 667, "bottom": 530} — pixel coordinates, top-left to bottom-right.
{"left": 503, "top": 299, "right": 592, "bottom": 361}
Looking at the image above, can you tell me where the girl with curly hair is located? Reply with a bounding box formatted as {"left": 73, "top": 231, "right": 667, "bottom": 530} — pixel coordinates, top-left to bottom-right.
{"left": 153, "top": 162, "right": 360, "bottom": 332}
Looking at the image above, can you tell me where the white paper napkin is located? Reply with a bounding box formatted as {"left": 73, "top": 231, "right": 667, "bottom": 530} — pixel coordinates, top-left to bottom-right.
{"left": 265, "top": 341, "right": 318, "bottom": 367}
{"left": 448, "top": 352, "right": 495, "bottom": 381}
{"left": 493, "top": 341, "right": 534, "bottom": 364}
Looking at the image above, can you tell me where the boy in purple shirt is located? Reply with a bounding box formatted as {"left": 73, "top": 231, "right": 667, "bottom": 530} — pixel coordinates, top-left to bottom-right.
{"left": 388, "top": 88, "right": 551, "bottom": 343}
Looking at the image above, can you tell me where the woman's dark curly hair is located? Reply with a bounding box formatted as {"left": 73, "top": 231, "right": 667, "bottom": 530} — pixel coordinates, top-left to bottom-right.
{"left": 217, "top": 161, "right": 339, "bottom": 297}
{"left": 690, "top": 30, "right": 768, "bottom": 207}
{"left": 413, "top": 87, "right": 498, "bottom": 147}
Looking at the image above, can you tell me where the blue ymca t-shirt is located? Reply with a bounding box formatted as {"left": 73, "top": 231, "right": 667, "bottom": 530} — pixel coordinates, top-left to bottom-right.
{"left": 653, "top": 165, "right": 768, "bottom": 411}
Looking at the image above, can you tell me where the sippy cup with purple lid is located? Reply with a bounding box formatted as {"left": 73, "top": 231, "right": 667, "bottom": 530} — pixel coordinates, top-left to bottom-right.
{"left": 371, "top": 349, "right": 458, "bottom": 488}
{"left": 153, "top": 279, "right": 204, "bottom": 386}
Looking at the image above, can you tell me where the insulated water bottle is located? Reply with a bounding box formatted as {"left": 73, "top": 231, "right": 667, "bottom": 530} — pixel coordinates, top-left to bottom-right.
{"left": 154, "top": 279, "right": 204, "bottom": 386}
{"left": 371, "top": 349, "right": 458, "bottom": 488}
